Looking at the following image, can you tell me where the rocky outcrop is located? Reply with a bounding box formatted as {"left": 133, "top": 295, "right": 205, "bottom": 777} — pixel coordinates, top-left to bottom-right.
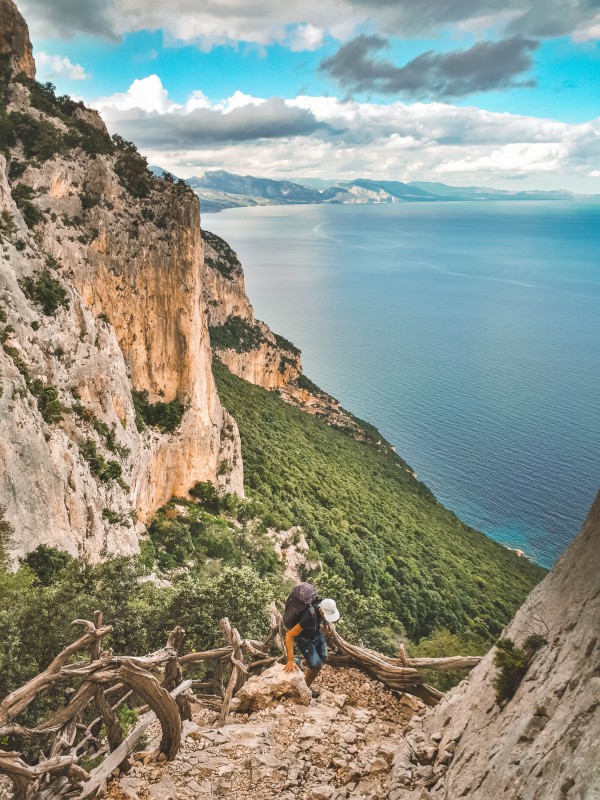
{"left": 0, "top": 5, "right": 243, "bottom": 560}
{"left": 202, "top": 229, "right": 304, "bottom": 391}
{"left": 389, "top": 491, "right": 600, "bottom": 800}
{"left": 0, "top": 0, "right": 35, "bottom": 79}
{"left": 201, "top": 231, "right": 384, "bottom": 444}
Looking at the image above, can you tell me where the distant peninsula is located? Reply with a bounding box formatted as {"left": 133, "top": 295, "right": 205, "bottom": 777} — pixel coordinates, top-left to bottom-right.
{"left": 150, "top": 167, "right": 600, "bottom": 213}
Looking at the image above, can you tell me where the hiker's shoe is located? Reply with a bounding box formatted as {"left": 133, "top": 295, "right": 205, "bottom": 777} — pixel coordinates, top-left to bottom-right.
{"left": 310, "top": 688, "right": 320, "bottom": 699}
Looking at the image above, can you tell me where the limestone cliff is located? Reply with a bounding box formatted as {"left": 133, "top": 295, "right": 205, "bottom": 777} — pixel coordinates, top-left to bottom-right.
{"left": 202, "top": 230, "right": 382, "bottom": 443}
{"left": 389, "top": 491, "right": 600, "bottom": 800}
{"left": 0, "top": 0, "right": 34, "bottom": 79}
{"left": 0, "top": 0, "right": 243, "bottom": 561}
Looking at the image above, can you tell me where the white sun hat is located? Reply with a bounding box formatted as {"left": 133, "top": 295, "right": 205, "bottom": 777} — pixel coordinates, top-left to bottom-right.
{"left": 320, "top": 598, "right": 340, "bottom": 623}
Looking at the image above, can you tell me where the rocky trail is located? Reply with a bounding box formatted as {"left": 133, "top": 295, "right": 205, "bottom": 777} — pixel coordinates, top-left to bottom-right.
{"left": 107, "top": 666, "right": 423, "bottom": 800}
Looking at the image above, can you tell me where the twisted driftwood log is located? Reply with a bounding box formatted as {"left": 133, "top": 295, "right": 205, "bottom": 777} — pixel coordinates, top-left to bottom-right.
{"left": 78, "top": 680, "right": 191, "bottom": 800}
{"left": 325, "top": 624, "right": 482, "bottom": 705}
{"left": 0, "top": 615, "right": 192, "bottom": 800}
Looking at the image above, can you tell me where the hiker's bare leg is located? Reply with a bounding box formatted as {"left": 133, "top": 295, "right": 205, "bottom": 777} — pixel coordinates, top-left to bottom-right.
{"left": 305, "top": 665, "right": 321, "bottom": 687}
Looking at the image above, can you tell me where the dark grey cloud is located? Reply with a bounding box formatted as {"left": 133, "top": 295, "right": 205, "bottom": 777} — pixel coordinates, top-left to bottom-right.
{"left": 17, "top": 0, "right": 599, "bottom": 44}
{"left": 19, "top": 0, "right": 117, "bottom": 39}
{"left": 320, "top": 35, "right": 539, "bottom": 98}
{"left": 345, "top": 0, "right": 599, "bottom": 39}
{"left": 104, "top": 98, "right": 326, "bottom": 148}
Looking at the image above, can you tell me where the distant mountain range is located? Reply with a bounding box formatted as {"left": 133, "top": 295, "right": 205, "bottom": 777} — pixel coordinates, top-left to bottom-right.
{"left": 150, "top": 167, "right": 596, "bottom": 213}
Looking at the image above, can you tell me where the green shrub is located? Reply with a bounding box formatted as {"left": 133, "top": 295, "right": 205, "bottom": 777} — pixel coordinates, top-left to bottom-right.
{"left": 0, "top": 506, "right": 14, "bottom": 569}
{"left": 8, "top": 112, "right": 64, "bottom": 161}
{"left": 113, "top": 135, "right": 152, "bottom": 198}
{"left": 0, "top": 210, "right": 15, "bottom": 237}
{"left": 273, "top": 333, "right": 300, "bottom": 356}
{"left": 102, "top": 508, "right": 123, "bottom": 525}
{"left": 81, "top": 190, "right": 101, "bottom": 210}
{"left": 202, "top": 231, "right": 242, "bottom": 279}
{"left": 411, "top": 628, "right": 488, "bottom": 691}
{"left": 22, "top": 545, "right": 73, "bottom": 586}
{"left": 30, "top": 380, "right": 66, "bottom": 424}
{"left": 132, "top": 390, "right": 185, "bottom": 434}
{"left": 295, "top": 373, "right": 321, "bottom": 395}
{"left": 209, "top": 316, "right": 265, "bottom": 353}
{"left": 19, "top": 270, "right": 69, "bottom": 315}
{"left": 80, "top": 439, "right": 123, "bottom": 483}
{"left": 493, "top": 634, "right": 546, "bottom": 705}
{"left": 11, "top": 183, "right": 42, "bottom": 228}
{"left": 147, "top": 495, "right": 279, "bottom": 576}
{"left": 188, "top": 481, "right": 221, "bottom": 513}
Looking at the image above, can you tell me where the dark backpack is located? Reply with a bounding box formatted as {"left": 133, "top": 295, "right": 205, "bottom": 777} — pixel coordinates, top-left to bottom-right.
{"left": 283, "top": 582, "right": 319, "bottom": 631}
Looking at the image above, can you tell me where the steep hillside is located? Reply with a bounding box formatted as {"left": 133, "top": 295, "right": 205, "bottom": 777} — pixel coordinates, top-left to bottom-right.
{"left": 214, "top": 360, "right": 546, "bottom": 643}
{"left": 0, "top": 0, "right": 242, "bottom": 560}
{"left": 390, "top": 491, "right": 600, "bottom": 799}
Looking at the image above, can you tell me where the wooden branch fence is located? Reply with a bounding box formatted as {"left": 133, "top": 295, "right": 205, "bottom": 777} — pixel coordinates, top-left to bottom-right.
{"left": 0, "top": 602, "right": 481, "bottom": 800}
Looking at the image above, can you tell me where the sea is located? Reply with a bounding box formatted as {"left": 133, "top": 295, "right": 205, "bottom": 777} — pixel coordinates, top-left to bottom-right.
{"left": 206, "top": 201, "right": 600, "bottom": 568}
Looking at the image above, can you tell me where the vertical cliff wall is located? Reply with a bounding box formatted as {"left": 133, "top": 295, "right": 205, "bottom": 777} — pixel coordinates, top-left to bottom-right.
{"left": 390, "top": 491, "right": 600, "bottom": 800}
{"left": 201, "top": 230, "right": 380, "bottom": 442}
{"left": 0, "top": 0, "right": 243, "bottom": 561}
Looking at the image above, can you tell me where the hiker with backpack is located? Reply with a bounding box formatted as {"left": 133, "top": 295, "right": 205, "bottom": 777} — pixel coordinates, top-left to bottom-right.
{"left": 282, "top": 582, "right": 340, "bottom": 698}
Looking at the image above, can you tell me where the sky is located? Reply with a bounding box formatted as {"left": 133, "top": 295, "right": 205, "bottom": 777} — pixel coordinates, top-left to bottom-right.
{"left": 18, "top": 0, "right": 600, "bottom": 191}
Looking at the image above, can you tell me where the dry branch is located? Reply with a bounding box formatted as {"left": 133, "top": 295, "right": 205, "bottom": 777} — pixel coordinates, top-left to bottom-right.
{"left": 218, "top": 618, "right": 246, "bottom": 725}
{"left": 0, "top": 624, "right": 113, "bottom": 727}
{"left": 78, "top": 680, "right": 191, "bottom": 800}
{"left": 325, "top": 624, "right": 476, "bottom": 706}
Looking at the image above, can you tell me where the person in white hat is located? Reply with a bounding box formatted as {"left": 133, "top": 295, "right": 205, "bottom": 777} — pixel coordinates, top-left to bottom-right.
{"left": 284, "top": 597, "right": 340, "bottom": 698}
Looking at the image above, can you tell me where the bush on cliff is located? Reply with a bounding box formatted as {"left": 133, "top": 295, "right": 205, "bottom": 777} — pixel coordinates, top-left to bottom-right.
{"left": 19, "top": 269, "right": 69, "bottom": 315}
{"left": 209, "top": 316, "right": 265, "bottom": 353}
{"left": 132, "top": 390, "right": 185, "bottom": 434}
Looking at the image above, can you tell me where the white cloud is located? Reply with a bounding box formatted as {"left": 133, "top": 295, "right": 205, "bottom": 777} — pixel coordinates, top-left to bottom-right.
{"left": 94, "top": 75, "right": 175, "bottom": 113}
{"left": 90, "top": 77, "right": 600, "bottom": 192}
{"left": 288, "top": 23, "right": 325, "bottom": 51}
{"left": 114, "top": 0, "right": 363, "bottom": 50}
{"left": 35, "top": 52, "right": 89, "bottom": 81}
{"left": 437, "top": 143, "right": 567, "bottom": 174}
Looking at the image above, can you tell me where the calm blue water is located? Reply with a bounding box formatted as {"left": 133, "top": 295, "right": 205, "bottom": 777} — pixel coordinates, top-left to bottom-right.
{"left": 206, "top": 201, "right": 600, "bottom": 567}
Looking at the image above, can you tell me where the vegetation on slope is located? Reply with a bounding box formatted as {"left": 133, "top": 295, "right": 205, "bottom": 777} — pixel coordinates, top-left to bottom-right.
{"left": 209, "top": 316, "right": 266, "bottom": 353}
{"left": 213, "top": 359, "right": 546, "bottom": 642}
{"left": 0, "top": 485, "right": 394, "bottom": 704}
{"left": 132, "top": 390, "right": 185, "bottom": 434}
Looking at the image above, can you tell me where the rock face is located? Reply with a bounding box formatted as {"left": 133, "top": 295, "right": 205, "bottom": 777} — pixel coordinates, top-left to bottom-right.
{"left": 389, "top": 491, "right": 600, "bottom": 800}
{"left": 0, "top": 5, "right": 243, "bottom": 560}
{"left": 0, "top": 0, "right": 35, "bottom": 79}
{"left": 202, "top": 230, "right": 304, "bottom": 392}
{"left": 202, "top": 230, "right": 386, "bottom": 443}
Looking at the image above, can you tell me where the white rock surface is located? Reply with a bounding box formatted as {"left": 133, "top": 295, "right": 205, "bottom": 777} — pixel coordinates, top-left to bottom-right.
{"left": 112, "top": 666, "right": 415, "bottom": 800}
{"left": 389, "top": 491, "right": 600, "bottom": 800}
{"left": 0, "top": 0, "right": 244, "bottom": 560}
{"left": 233, "top": 663, "right": 312, "bottom": 711}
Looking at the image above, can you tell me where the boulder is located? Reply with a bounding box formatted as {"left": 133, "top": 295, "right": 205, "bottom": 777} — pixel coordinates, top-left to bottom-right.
{"left": 147, "top": 775, "right": 178, "bottom": 800}
{"left": 119, "top": 776, "right": 144, "bottom": 799}
{"left": 232, "top": 664, "right": 312, "bottom": 711}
